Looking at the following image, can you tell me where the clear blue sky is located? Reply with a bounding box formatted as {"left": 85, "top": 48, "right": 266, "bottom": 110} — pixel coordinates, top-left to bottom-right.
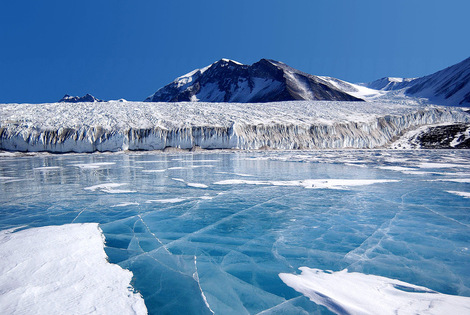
{"left": 1, "top": 0, "right": 469, "bottom": 103}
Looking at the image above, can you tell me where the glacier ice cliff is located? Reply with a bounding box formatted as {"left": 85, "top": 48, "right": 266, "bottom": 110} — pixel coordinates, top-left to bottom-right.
{"left": 0, "top": 101, "right": 469, "bottom": 153}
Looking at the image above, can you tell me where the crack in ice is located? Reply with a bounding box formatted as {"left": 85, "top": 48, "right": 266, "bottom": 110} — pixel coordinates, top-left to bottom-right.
{"left": 193, "top": 255, "right": 215, "bottom": 314}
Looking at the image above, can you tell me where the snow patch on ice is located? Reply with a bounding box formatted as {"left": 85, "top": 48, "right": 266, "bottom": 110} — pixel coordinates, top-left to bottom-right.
{"left": 431, "top": 178, "right": 470, "bottom": 183}
{"left": 0, "top": 224, "right": 147, "bottom": 314}
{"left": 84, "top": 183, "right": 136, "bottom": 194}
{"left": 447, "top": 191, "right": 470, "bottom": 199}
{"left": 418, "top": 162, "right": 470, "bottom": 169}
{"left": 279, "top": 267, "right": 470, "bottom": 315}
{"left": 145, "top": 198, "right": 187, "bottom": 204}
{"left": 214, "top": 179, "right": 398, "bottom": 190}
{"left": 187, "top": 182, "right": 209, "bottom": 188}
{"left": 74, "top": 162, "right": 116, "bottom": 169}
{"left": 111, "top": 202, "right": 140, "bottom": 207}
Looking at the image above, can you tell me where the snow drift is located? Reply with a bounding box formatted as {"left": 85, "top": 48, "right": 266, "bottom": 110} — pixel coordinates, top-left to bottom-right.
{"left": 0, "top": 100, "right": 468, "bottom": 153}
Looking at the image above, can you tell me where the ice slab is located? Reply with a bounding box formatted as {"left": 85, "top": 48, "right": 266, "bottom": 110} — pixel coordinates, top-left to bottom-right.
{"left": 0, "top": 223, "right": 147, "bottom": 315}
{"left": 279, "top": 267, "right": 470, "bottom": 315}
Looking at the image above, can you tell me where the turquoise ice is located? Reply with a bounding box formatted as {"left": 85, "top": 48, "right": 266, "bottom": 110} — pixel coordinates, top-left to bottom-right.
{"left": 0, "top": 150, "right": 469, "bottom": 314}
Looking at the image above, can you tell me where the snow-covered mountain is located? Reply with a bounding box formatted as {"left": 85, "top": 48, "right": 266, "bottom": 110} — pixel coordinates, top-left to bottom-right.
{"left": 59, "top": 94, "right": 104, "bottom": 103}
{"left": 366, "top": 77, "right": 417, "bottom": 91}
{"left": 365, "top": 57, "right": 470, "bottom": 106}
{"left": 145, "top": 59, "right": 363, "bottom": 103}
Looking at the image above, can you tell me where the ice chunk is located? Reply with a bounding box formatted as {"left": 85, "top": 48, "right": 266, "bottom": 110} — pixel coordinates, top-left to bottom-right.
{"left": 0, "top": 224, "right": 147, "bottom": 314}
{"left": 279, "top": 267, "right": 470, "bottom": 315}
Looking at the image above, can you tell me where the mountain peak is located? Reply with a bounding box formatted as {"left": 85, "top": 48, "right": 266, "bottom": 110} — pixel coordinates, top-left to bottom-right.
{"left": 218, "top": 58, "right": 243, "bottom": 65}
{"left": 59, "top": 94, "right": 104, "bottom": 103}
{"left": 145, "top": 58, "right": 363, "bottom": 103}
{"left": 365, "top": 56, "right": 470, "bottom": 106}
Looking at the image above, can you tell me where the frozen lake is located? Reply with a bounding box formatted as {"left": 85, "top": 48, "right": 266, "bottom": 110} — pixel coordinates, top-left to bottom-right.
{"left": 1, "top": 150, "right": 469, "bottom": 314}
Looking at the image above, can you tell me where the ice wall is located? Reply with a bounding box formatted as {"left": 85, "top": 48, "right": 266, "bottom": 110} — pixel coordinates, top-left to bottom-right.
{"left": 0, "top": 101, "right": 468, "bottom": 152}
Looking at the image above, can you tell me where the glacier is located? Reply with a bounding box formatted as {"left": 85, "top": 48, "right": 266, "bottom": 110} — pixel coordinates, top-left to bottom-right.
{"left": 1, "top": 100, "right": 469, "bottom": 153}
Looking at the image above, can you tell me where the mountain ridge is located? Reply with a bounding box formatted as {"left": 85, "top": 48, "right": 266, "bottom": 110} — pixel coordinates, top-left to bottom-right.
{"left": 365, "top": 57, "right": 470, "bottom": 106}
{"left": 145, "top": 58, "right": 364, "bottom": 103}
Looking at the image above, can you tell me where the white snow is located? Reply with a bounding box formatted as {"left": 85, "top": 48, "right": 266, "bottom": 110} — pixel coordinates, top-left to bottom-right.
{"left": 418, "top": 162, "right": 470, "bottom": 169}
{"left": 377, "top": 166, "right": 418, "bottom": 172}
{"left": 450, "top": 126, "right": 470, "bottom": 147}
{"left": 221, "top": 58, "right": 243, "bottom": 65}
{"left": 214, "top": 179, "right": 398, "bottom": 190}
{"left": 447, "top": 191, "right": 470, "bottom": 198}
{"left": 142, "top": 169, "right": 166, "bottom": 173}
{"left": 0, "top": 224, "right": 147, "bottom": 315}
{"left": 84, "top": 183, "right": 136, "bottom": 194}
{"left": 145, "top": 198, "right": 187, "bottom": 203}
{"left": 432, "top": 178, "right": 470, "bottom": 183}
{"left": 319, "top": 76, "right": 386, "bottom": 100}
{"left": 187, "top": 182, "right": 208, "bottom": 188}
{"left": 74, "top": 162, "right": 116, "bottom": 169}
{"left": 172, "top": 177, "right": 208, "bottom": 188}
{"left": 1, "top": 100, "right": 468, "bottom": 152}
{"left": 111, "top": 202, "right": 140, "bottom": 207}
{"left": 279, "top": 267, "right": 470, "bottom": 315}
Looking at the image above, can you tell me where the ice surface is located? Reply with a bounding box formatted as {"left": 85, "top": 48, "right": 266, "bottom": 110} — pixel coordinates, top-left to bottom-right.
{"left": 1, "top": 100, "right": 469, "bottom": 152}
{"left": 0, "top": 223, "right": 146, "bottom": 315}
{"left": 214, "top": 179, "right": 399, "bottom": 190}
{"left": 279, "top": 268, "right": 470, "bottom": 315}
{"left": 0, "top": 151, "right": 469, "bottom": 314}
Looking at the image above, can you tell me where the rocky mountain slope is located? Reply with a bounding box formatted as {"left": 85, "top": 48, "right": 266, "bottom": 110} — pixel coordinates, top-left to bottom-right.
{"left": 145, "top": 59, "right": 363, "bottom": 103}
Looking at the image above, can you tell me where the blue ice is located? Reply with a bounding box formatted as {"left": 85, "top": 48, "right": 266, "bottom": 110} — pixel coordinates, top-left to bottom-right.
{"left": 0, "top": 150, "right": 469, "bottom": 314}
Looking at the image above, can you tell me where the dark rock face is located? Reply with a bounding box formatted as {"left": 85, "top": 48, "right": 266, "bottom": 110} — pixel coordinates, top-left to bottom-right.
{"left": 417, "top": 124, "right": 470, "bottom": 149}
{"left": 59, "top": 94, "right": 103, "bottom": 103}
{"left": 145, "top": 59, "right": 364, "bottom": 103}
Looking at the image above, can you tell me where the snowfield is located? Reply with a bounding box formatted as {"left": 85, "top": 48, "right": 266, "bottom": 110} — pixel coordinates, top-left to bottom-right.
{"left": 0, "top": 100, "right": 468, "bottom": 152}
